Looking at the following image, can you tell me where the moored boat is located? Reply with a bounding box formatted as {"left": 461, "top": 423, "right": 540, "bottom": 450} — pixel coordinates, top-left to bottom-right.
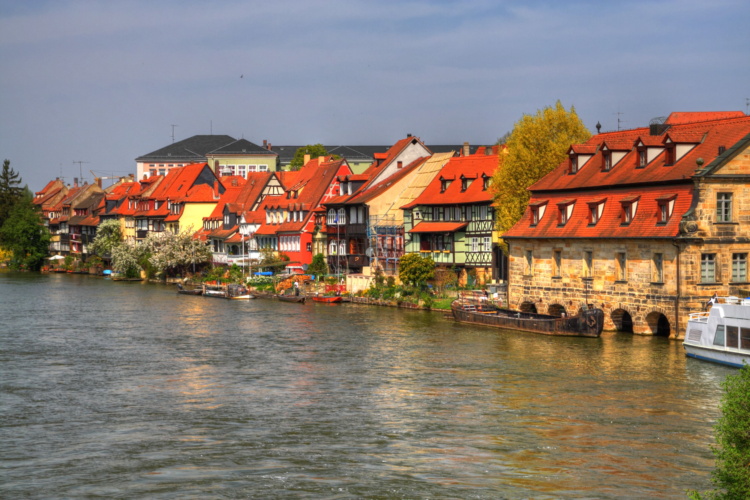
{"left": 176, "top": 283, "right": 203, "bottom": 296}
{"left": 203, "top": 284, "right": 228, "bottom": 298}
{"left": 226, "top": 284, "right": 255, "bottom": 300}
{"left": 451, "top": 298, "right": 604, "bottom": 337}
{"left": 683, "top": 296, "right": 750, "bottom": 368}
{"left": 277, "top": 294, "right": 306, "bottom": 304}
{"left": 312, "top": 295, "right": 343, "bottom": 303}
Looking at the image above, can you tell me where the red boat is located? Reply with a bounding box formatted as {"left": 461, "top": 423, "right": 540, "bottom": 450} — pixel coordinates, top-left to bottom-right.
{"left": 312, "top": 295, "right": 343, "bottom": 304}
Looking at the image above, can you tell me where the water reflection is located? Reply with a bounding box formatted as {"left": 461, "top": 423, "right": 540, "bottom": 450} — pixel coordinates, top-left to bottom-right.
{"left": 0, "top": 272, "right": 732, "bottom": 499}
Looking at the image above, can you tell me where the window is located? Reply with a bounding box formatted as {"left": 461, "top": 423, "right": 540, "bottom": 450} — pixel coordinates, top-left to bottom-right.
{"left": 717, "top": 193, "right": 732, "bottom": 222}
{"left": 337, "top": 208, "right": 346, "bottom": 225}
{"left": 664, "top": 144, "right": 675, "bottom": 165}
{"left": 237, "top": 165, "right": 246, "bottom": 178}
{"left": 482, "top": 236, "right": 491, "bottom": 251}
{"left": 638, "top": 148, "right": 647, "bottom": 168}
{"left": 530, "top": 202, "right": 547, "bottom": 226}
{"left": 583, "top": 250, "right": 593, "bottom": 278}
{"left": 701, "top": 253, "right": 716, "bottom": 283}
{"left": 570, "top": 155, "right": 578, "bottom": 173}
{"left": 483, "top": 175, "right": 491, "bottom": 190}
{"left": 621, "top": 197, "right": 639, "bottom": 224}
{"left": 726, "top": 326, "right": 739, "bottom": 349}
{"left": 732, "top": 253, "right": 747, "bottom": 282}
{"left": 656, "top": 195, "right": 676, "bottom": 223}
{"left": 553, "top": 250, "right": 562, "bottom": 277}
{"left": 588, "top": 201, "right": 605, "bottom": 225}
{"left": 616, "top": 252, "right": 627, "bottom": 281}
{"left": 713, "top": 324, "right": 725, "bottom": 346}
{"left": 470, "top": 237, "right": 479, "bottom": 252}
{"left": 461, "top": 177, "right": 472, "bottom": 191}
{"left": 440, "top": 178, "right": 451, "bottom": 192}
{"left": 603, "top": 151, "right": 612, "bottom": 171}
{"left": 558, "top": 201, "right": 575, "bottom": 225}
{"left": 653, "top": 253, "right": 664, "bottom": 283}
{"left": 525, "top": 249, "right": 533, "bottom": 275}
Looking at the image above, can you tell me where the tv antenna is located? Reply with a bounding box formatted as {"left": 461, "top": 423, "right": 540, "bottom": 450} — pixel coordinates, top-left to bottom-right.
{"left": 171, "top": 124, "right": 178, "bottom": 143}
{"left": 73, "top": 160, "right": 89, "bottom": 183}
{"left": 614, "top": 110, "right": 625, "bottom": 131}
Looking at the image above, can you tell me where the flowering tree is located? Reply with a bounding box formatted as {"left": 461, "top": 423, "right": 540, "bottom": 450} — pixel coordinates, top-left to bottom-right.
{"left": 90, "top": 219, "right": 122, "bottom": 258}
{"left": 110, "top": 240, "right": 147, "bottom": 278}
{"left": 144, "top": 229, "right": 212, "bottom": 277}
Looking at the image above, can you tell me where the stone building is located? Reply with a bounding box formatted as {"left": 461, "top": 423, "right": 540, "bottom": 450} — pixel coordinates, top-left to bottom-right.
{"left": 502, "top": 112, "right": 750, "bottom": 337}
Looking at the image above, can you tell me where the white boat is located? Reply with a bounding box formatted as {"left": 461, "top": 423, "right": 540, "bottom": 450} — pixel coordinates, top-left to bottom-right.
{"left": 683, "top": 296, "right": 750, "bottom": 368}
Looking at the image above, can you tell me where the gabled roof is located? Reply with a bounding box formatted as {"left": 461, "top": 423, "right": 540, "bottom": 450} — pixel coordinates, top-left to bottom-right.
{"left": 530, "top": 112, "right": 750, "bottom": 192}
{"left": 403, "top": 148, "right": 500, "bottom": 208}
{"left": 344, "top": 156, "right": 428, "bottom": 206}
{"left": 136, "top": 135, "right": 236, "bottom": 162}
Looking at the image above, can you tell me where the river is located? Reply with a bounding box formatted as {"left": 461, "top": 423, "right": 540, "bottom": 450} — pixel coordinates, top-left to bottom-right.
{"left": 0, "top": 271, "right": 733, "bottom": 499}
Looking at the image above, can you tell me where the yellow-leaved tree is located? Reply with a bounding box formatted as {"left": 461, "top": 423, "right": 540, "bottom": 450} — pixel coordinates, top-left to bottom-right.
{"left": 492, "top": 101, "right": 591, "bottom": 239}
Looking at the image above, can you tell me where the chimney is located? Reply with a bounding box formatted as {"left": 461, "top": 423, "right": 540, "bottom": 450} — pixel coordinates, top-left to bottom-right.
{"left": 95, "top": 177, "right": 102, "bottom": 188}
{"left": 397, "top": 161, "right": 403, "bottom": 169}
{"left": 263, "top": 139, "right": 267, "bottom": 147}
{"left": 463, "top": 142, "right": 470, "bottom": 157}
{"left": 267, "top": 142, "right": 272, "bottom": 150}
{"left": 304, "top": 154, "right": 311, "bottom": 165}
{"left": 74, "top": 177, "right": 79, "bottom": 187}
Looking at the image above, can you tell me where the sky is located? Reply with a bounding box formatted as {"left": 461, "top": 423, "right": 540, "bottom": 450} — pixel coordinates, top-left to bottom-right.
{"left": 1, "top": 0, "right": 748, "bottom": 192}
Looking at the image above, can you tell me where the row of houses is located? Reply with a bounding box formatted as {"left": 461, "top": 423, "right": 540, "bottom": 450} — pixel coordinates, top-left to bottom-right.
{"left": 33, "top": 111, "right": 750, "bottom": 338}
{"left": 34, "top": 135, "right": 503, "bottom": 288}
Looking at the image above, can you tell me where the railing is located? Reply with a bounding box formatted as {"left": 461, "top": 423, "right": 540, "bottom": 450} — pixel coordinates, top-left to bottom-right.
{"left": 688, "top": 312, "right": 710, "bottom": 323}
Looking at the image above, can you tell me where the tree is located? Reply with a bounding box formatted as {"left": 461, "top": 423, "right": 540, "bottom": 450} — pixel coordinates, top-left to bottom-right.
{"left": 289, "top": 144, "right": 328, "bottom": 170}
{"left": 690, "top": 365, "right": 750, "bottom": 499}
{"left": 0, "top": 196, "right": 50, "bottom": 271}
{"left": 307, "top": 253, "right": 328, "bottom": 278}
{"left": 90, "top": 219, "right": 122, "bottom": 258}
{"left": 492, "top": 101, "right": 590, "bottom": 236}
{"left": 0, "top": 159, "right": 24, "bottom": 228}
{"left": 398, "top": 253, "right": 435, "bottom": 288}
{"left": 110, "top": 240, "right": 147, "bottom": 278}
{"left": 143, "top": 229, "right": 213, "bottom": 277}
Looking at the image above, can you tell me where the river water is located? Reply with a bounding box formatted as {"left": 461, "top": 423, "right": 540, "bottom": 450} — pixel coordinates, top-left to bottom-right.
{"left": 0, "top": 271, "right": 733, "bottom": 499}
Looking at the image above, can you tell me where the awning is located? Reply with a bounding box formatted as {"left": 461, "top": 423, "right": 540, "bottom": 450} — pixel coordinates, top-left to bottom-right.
{"left": 409, "top": 221, "right": 468, "bottom": 233}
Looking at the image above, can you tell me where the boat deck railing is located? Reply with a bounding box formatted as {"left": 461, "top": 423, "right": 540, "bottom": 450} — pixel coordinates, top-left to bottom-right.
{"left": 688, "top": 311, "right": 710, "bottom": 323}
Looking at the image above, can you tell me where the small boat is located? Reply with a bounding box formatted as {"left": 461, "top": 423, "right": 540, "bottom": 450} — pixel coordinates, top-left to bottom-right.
{"left": 277, "top": 294, "right": 306, "bottom": 304}
{"left": 313, "top": 295, "right": 343, "bottom": 304}
{"left": 226, "top": 284, "right": 255, "bottom": 300}
{"left": 683, "top": 296, "right": 750, "bottom": 368}
{"left": 203, "top": 284, "right": 228, "bottom": 298}
{"left": 451, "top": 298, "right": 604, "bottom": 337}
{"left": 176, "top": 283, "right": 203, "bottom": 296}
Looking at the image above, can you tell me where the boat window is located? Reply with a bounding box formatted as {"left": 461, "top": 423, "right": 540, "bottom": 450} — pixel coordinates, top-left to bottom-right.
{"left": 726, "top": 325, "right": 739, "bottom": 349}
{"left": 713, "top": 324, "right": 725, "bottom": 346}
{"left": 741, "top": 327, "right": 750, "bottom": 351}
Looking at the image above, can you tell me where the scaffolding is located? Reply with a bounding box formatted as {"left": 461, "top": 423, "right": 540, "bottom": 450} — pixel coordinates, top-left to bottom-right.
{"left": 367, "top": 213, "right": 403, "bottom": 275}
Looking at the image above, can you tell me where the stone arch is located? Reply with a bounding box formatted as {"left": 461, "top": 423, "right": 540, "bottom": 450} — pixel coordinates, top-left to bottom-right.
{"left": 611, "top": 308, "right": 634, "bottom": 333}
{"left": 645, "top": 311, "right": 671, "bottom": 337}
{"left": 547, "top": 303, "right": 566, "bottom": 317}
{"left": 519, "top": 301, "right": 538, "bottom": 314}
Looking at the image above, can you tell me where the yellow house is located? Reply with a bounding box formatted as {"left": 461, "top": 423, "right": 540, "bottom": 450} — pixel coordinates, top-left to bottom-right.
{"left": 206, "top": 138, "right": 279, "bottom": 177}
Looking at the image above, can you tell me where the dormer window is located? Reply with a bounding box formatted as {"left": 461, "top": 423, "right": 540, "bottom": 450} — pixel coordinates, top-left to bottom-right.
{"left": 620, "top": 196, "right": 640, "bottom": 225}
{"left": 638, "top": 148, "right": 647, "bottom": 168}
{"left": 482, "top": 174, "right": 491, "bottom": 190}
{"left": 570, "top": 155, "right": 578, "bottom": 173}
{"left": 440, "top": 177, "right": 452, "bottom": 193}
{"left": 587, "top": 199, "right": 606, "bottom": 225}
{"left": 656, "top": 194, "right": 677, "bottom": 223}
{"left": 603, "top": 151, "right": 612, "bottom": 171}
{"left": 557, "top": 200, "right": 575, "bottom": 225}
{"left": 529, "top": 200, "right": 547, "bottom": 226}
{"left": 461, "top": 176, "right": 472, "bottom": 192}
{"left": 664, "top": 141, "right": 676, "bottom": 165}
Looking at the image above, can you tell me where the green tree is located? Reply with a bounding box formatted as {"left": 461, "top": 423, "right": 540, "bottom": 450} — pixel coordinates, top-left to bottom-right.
{"left": 689, "top": 365, "right": 750, "bottom": 499}
{"left": 492, "top": 101, "right": 590, "bottom": 236}
{"left": 398, "top": 253, "right": 435, "bottom": 288}
{"left": 110, "top": 240, "right": 147, "bottom": 278}
{"left": 0, "top": 159, "right": 24, "bottom": 228}
{"left": 307, "top": 253, "right": 328, "bottom": 278}
{"left": 0, "top": 196, "right": 50, "bottom": 271}
{"left": 90, "top": 219, "right": 123, "bottom": 258}
{"left": 289, "top": 144, "right": 328, "bottom": 170}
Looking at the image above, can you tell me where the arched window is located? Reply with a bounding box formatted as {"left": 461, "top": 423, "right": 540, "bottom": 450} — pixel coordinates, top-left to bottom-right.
{"left": 337, "top": 208, "right": 347, "bottom": 225}
{"left": 329, "top": 239, "right": 338, "bottom": 255}
{"left": 339, "top": 241, "right": 346, "bottom": 255}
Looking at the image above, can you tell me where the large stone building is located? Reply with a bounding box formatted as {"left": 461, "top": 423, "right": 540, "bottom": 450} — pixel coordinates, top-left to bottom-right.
{"left": 502, "top": 112, "right": 750, "bottom": 337}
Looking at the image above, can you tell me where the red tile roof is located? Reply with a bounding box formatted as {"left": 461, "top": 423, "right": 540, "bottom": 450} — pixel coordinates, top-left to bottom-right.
{"left": 402, "top": 150, "right": 498, "bottom": 209}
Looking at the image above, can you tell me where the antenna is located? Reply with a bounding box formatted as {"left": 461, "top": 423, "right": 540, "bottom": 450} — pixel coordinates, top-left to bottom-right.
{"left": 171, "top": 124, "right": 178, "bottom": 143}
{"left": 746, "top": 98, "right": 749, "bottom": 115}
{"left": 73, "top": 160, "right": 89, "bottom": 184}
{"left": 614, "top": 110, "right": 625, "bottom": 131}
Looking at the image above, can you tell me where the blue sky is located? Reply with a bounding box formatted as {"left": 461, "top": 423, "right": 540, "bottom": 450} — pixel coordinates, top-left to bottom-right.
{"left": 1, "top": 0, "right": 748, "bottom": 191}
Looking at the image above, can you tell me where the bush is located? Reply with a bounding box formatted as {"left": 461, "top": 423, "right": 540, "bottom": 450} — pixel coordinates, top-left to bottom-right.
{"left": 689, "top": 364, "right": 750, "bottom": 499}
